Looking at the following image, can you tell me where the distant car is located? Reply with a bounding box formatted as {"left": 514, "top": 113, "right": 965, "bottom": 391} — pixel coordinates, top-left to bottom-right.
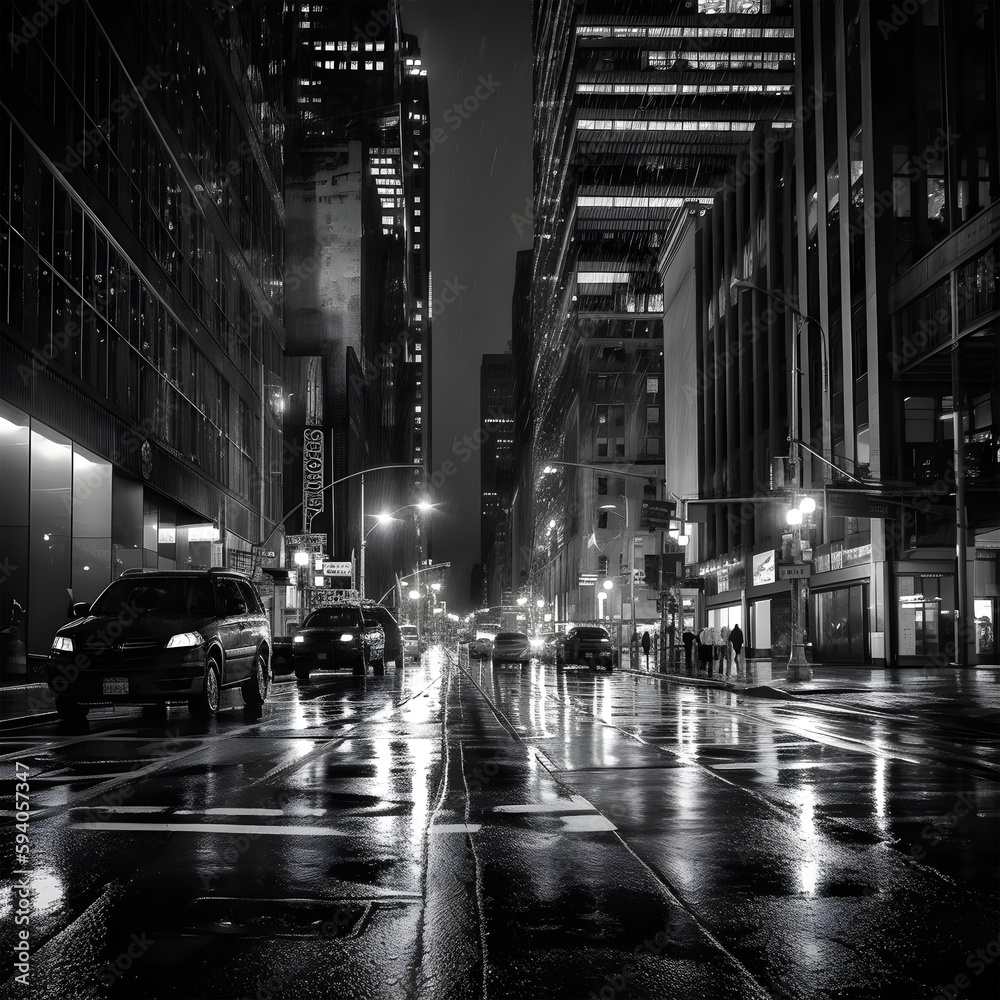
{"left": 365, "top": 605, "right": 402, "bottom": 666}
{"left": 559, "top": 626, "right": 617, "bottom": 671}
{"left": 492, "top": 631, "right": 531, "bottom": 665}
{"left": 46, "top": 569, "right": 271, "bottom": 720}
{"left": 468, "top": 637, "right": 491, "bottom": 659}
{"left": 400, "top": 624, "right": 422, "bottom": 659}
{"left": 292, "top": 605, "right": 385, "bottom": 679}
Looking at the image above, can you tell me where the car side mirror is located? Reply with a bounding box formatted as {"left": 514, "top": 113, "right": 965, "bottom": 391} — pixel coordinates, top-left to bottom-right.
{"left": 71, "top": 602, "right": 91, "bottom": 618}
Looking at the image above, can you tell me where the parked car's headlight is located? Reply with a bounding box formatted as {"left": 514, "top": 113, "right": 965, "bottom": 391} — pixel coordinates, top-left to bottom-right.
{"left": 529, "top": 638, "right": 543, "bottom": 648}
{"left": 600, "top": 638, "right": 611, "bottom": 643}
{"left": 51, "top": 636, "right": 74, "bottom": 653}
{"left": 292, "top": 635, "right": 305, "bottom": 643}
{"left": 339, "top": 633, "right": 355, "bottom": 642}
{"left": 165, "top": 632, "right": 202, "bottom": 649}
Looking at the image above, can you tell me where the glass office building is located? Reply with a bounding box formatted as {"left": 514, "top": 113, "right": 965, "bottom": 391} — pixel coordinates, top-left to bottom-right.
{"left": 0, "top": 1, "right": 287, "bottom": 671}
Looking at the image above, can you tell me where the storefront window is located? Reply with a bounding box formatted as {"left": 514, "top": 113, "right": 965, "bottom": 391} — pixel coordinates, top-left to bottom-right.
{"left": 897, "top": 575, "right": 956, "bottom": 661}
{"left": 974, "top": 599, "right": 995, "bottom": 655}
{"left": 28, "top": 424, "right": 73, "bottom": 653}
{"left": 812, "top": 585, "right": 867, "bottom": 662}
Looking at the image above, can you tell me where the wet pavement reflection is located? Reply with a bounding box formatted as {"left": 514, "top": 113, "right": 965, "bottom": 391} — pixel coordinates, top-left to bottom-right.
{"left": 0, "top": 650, "right": 997, "bottom": 999}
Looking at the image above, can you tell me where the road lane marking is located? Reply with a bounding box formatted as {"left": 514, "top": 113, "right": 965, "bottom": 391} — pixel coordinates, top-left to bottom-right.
{"left": 32, "top": 772, "right": 137, "bottom": 782}
{"left": 559, "top": 814, "right": 617, "bottom": 832}
{"left": 430, "top": 824, "right": 481, "bottom": 833}
{"left": 177, "top": 807, "right": 328, "bottom": 817}
{"left": 491, "top": 794, "right": 597, "bottom": 814}
{"left": 72, "top": 821, "right": 349, "bottom": 836}
{"left": 71, "top": 805, "right": 171, "bottom": 813}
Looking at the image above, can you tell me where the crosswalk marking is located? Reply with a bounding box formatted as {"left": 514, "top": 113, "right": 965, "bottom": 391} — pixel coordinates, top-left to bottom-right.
{"left": 73, "top": 821, "right": 349, "bottom": 836}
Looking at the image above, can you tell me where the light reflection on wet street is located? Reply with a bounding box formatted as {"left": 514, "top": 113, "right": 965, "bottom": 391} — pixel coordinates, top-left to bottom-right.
{"left": 1, "top": 650, "right": 997, "bottom": 999}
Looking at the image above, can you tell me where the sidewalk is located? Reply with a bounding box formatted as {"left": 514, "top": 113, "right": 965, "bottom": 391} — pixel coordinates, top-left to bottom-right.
{"left": 622, "top": 656, "right": 1000, "bottom": 725}
{"left": 0, "top": 681, "right": 58, "bottom": 729}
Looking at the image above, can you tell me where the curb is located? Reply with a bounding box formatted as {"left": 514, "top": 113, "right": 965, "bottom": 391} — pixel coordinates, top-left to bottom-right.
{"left": 0, "top": 681, "right": 59, "bottom": 729}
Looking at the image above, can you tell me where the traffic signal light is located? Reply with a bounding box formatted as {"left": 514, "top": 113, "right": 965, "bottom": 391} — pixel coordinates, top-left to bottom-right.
{"left": 644, "top": 554, "right": 660, "bottom": 590}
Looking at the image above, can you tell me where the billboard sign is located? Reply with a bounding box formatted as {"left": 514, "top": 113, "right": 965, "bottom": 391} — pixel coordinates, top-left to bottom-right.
{"left": 302, "top": 428, "right": 325, "bottom": 528}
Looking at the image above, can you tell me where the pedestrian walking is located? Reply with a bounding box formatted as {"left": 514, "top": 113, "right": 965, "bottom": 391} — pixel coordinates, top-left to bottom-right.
{"left": 682, "top": 628, "right": 696, "bottom": 673}
{"left": 730, "top": 623, "right": 745, "bottom": 676}
{"left": 641, "top": 630, "right": 651, "bottom": 670}
{"left": 699, "top": 624, "right": 717, "bottom": 675}
{"left": 719, "top": 625, "right": 733, "bottom": 677}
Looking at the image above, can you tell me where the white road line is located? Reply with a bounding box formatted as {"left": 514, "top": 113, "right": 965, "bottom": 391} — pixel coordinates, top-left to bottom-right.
{"left": 177, "top": 807, "right": 327, "bottom": 817}
{"left": 491, "top": 795, "right": 595, "bottom": 814}
{"left": 33, "top": 772, "right": 136, "bottom": 782}
{"left": 71, "top": 805, "right": 171, "bottom": 813}
{"left": 431, "top": 824, "right": 482, "bottom": 833}
{"left": 72, "top": 821, "right": 349, "bottom": 836}
{"left": 559, "top": 814, "right": 617, "bottom": 833}
{"left": 69, "top": 805, "right": 330, "bottom": 817}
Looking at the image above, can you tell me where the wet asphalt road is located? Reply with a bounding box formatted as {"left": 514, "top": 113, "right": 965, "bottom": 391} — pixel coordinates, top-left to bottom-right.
{"left": 1, "top": 649, "right": 998, "bottom": 1000}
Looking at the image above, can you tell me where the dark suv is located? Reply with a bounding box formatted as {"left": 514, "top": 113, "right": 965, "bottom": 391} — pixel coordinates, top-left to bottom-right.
{"left": 558, "top": 626, "right": 617, "bottom": 671}
{"left": 47, "top": 569, "right": 271, "bottom": 720}
{"left": 292, "top": 604, "right": 385, "bottom": 679}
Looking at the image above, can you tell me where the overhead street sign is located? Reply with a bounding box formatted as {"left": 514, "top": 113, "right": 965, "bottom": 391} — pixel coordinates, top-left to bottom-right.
{"left": 825, "top": 489, "right": 897, "bottom": 520}
{"left": 640, "top": 499, "right": 677, "bottom": 530}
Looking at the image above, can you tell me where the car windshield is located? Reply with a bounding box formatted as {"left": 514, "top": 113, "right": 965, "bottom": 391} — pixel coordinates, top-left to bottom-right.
{"left": 573, "top": 627, "right": 610, "bottom": 638}
{"left": 89, "top": 577, "right": 215, "bottom": 617}
{"left": 401, "top": 626, "right": 418, "bottom": 636}
{"left": 496, "top": 632, "right": 527, "bottom": 641}
{"left": 304, "top": 608, "right": 359, "bottom": 628}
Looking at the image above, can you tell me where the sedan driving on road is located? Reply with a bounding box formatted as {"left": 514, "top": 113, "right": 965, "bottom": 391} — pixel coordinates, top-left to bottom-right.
{"left": 558, "top": 625, "right": 617, "bottom": 671}
{"left": 292, "top": 605, "right": 385, "bottom": 679}
{"left": 492, "top": 631, "right": 531, "bottom": 666}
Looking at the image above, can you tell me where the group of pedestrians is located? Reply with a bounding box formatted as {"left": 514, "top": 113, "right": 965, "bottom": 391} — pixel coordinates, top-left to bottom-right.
{"left": 681, "top": 623, "right": 748, "bottom": 678}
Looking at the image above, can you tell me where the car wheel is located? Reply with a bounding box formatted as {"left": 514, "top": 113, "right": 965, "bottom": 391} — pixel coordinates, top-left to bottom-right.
{"left": 294, "top": 662, "right": 310, "bottom": 681}
{"left": 373, "top": 655, "right": 386, "bottom": 677}
{"left": 242, "top": 648, "right": 269, "bottom": 706}
{"left": 55, "top": 696, "right": 88, "bottom": 721}
{"left": 189, "top": 657, "right": 221, "bottom": 718}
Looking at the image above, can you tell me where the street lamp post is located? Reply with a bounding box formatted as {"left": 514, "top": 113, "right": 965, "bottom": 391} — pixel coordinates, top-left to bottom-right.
{"left": 359, "top": 501, "right": 436, "bottom": 600}
{"left": 731, "top": 279, "right": 828, "bottom": 681}
{"left": 600, "top": 501, "right": 635, "bottom": 666}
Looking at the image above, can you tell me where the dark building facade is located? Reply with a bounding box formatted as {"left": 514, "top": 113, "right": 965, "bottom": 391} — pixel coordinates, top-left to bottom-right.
{"left": 669, "top": 0, "right": 999, "bottom": 666}
{"left": 282, "top": 0, "right": 430, "bottom": 607}
{"left": 480, "top": 354, "right": 516, "bottom": 608}
{"left": 530, "top": 0, "right": 795, "bottom": 624}
{"left": 0, "top": 0, "right": 287, "bottom": 673}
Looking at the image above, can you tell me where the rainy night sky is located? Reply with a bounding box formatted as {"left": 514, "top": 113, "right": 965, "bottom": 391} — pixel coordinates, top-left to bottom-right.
{"left": 403, "top": 0, "right": 533, "bottom": 608}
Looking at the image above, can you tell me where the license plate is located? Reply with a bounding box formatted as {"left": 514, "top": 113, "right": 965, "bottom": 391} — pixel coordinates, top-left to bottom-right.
{"left": 316, "top": 652, "right": 327, "bottom": 660}
{"left": 103, "top": 677, "right": 128, "bottom": 695}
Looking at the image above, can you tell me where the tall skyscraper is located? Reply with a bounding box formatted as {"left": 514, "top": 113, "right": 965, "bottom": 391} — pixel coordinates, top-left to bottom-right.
{"left": 530, "top": 0, "right": 795, "bottom": 624}
{"left": 283, "top": 1, "right": 430, "bottom": 605}
{"left": 0, "top": 0, "right": 287, "bottom": 669}
{"left": 481, "top": 354, "right": 516, "bottom": 607}
{"left": 661, "top": 0, "right": 999, "bottom": 668}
